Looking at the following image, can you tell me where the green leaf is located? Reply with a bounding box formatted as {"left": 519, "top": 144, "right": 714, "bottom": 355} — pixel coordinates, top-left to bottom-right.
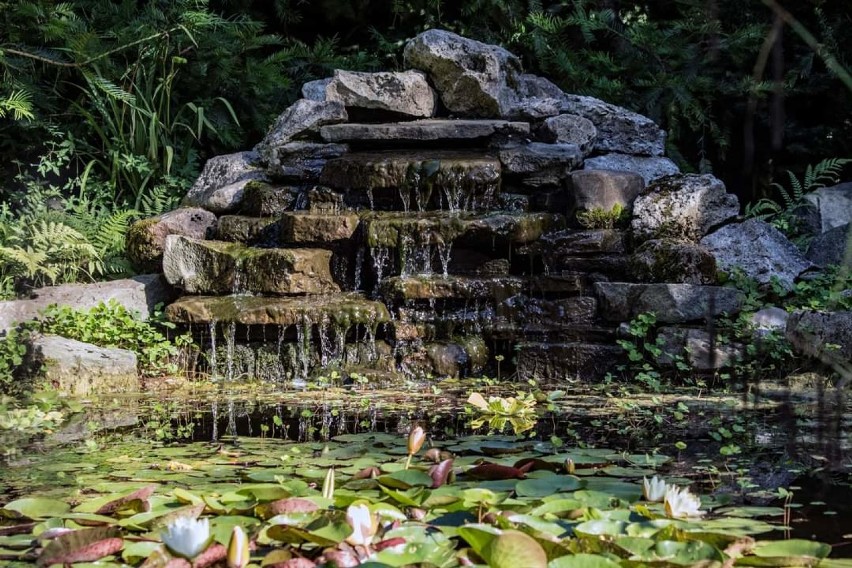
{"left": 548, "top": 553, "right": 623, "bottom": 568}
{"left": 2, "top": 498, "right": 70, "bottom": 520}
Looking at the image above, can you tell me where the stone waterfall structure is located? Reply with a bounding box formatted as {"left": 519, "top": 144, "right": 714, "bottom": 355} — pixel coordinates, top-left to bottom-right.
{"left": 128, "top": 29, "right": 807, "bottom": 385}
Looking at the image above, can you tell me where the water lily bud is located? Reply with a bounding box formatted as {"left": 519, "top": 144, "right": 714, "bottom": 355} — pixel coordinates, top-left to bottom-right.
{"left": 322, "top": 468, "right": 335, "bottom": 500}
{"left": 161, "top": 517, "right": 212, "bottom": 559}
{"left": 642, "top": 475, "right": 667, "bottom": 502}
{"left": 565, "top": 458, "right": 575, "bottom": 474}
{"left": 345, "top": 504, "right": 377, "bottom": 546}
{"left": 407, "top": 426, "right": 426, "bottom": 456}
{"left": 424, "top": 448, "right": 442, "bottom": 463}
{"left": 226, "top": 526, "right": 249, "bottom": 568}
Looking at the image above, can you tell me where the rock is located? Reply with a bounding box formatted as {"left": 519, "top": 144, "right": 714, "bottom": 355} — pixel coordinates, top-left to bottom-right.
{"left": 126, "top": 207, "right": 218, "bottom": 270}
{"left": 505, "top": 96, "right": 562, "bottom": 120}
{"left": 255, "top": 99, "right": 348, "bottom": 164}
{"left": 540, "top": 114, "right": 597, "bottom": 156}
{"left": 803, "top": 182, "right": 852, "bottom": 233}
{"left": 266, "top": 142, "right": 348, "bottom": 181}
{"left": 0, "top": 275, "right": 175, "bottom": 333}
{"left": 751, "top": 307, "right": 789, "bottom": 334}
{"left": 656, "top": 327, "right": 744, "bottom": 370}
{"left": 216, "top": 215, "right": 280, "bottom": 243}
{"left": 32, "top": 335, "right": 139, "bottom": 396}
{"left": 498, "top": 143, "right": 583, "bottom": 175}
{"left": 786, "top": 310, "right": 852, "bottom": 369}
{"left": 560, "top": 95, "right": 666, "bottom": 156}
{"left": 425, "top": 341, "right": 486, "bottom": 377}
{"left": 381, "top": 276, "right": 526, "bottom": 301}
{"left": 701, "top": 219, "right": 812, "bottom": 290}
{"left": 629, "top": 239, "right": 717, "bottom": 285}
{"left": 302, "top": 77, "right": 332, "bottom": 101}
{"left": 182, "top": 151, "right": 268, "bottom": 213}
{"left": 632, "top": 174, "right": 740, "bottom": 242}
{"left": 304, "top": 186, "right": 345, "bottom": 213}
{"left": 325, "top": 69, "right": 437, "bottom": 118}
{"left": 541, "top": 229, "right": 626, "bottom": 255}
{"left": 515, "top": 342, "right": 623, "bottom": 381}
{"left": 279, "top": 212, "right": 360, "bottom": 243}
{"left": 584, "top": 153, "right": 680, "bottom": 185}
{"left": 594, "top": 282, "right": 744, "bottom": 323}
{"left": 806, "top": 223, "right": 852, "bottom": 267}
{"left": 319, "top": 119, "right": 529, "bottom": 143}
{"left": 239, "top": 182, "right": 299, "bottom": 216}
{"left": 404, "top": 29, "right": 522, "bottom": 117}
{"left": 162, "top": 235, "right": 338, "bottom": 295}
{"left": 166, "top": 294, "right": 390, "bottom": 327}
{"left": 569, "top": 170, "right": 644, "bottom": 216}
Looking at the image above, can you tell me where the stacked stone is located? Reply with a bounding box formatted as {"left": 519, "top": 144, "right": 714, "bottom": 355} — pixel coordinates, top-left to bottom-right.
{"left": 120, "top": 29, "right": 846, "bottom": 384}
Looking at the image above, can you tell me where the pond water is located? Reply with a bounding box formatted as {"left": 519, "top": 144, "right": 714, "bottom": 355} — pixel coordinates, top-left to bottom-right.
{"left": 1, "top": 381, "right": 850, "bottom": 566}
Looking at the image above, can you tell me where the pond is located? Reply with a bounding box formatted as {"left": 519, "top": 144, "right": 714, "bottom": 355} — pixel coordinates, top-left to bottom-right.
{"left": 0, "top": 380, "right": 850, "bottom": 567}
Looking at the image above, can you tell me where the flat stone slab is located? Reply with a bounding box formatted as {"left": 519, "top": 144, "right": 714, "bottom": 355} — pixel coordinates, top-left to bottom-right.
{"left": 319, "top": 119, "right": 529, "bottom": 143}
{"left": 33, "top": 335, "right": 139, "bottom": 396}
{"left": 515, "top": 341, "right": 623, "bottom": 381}
{"left": 322, "top": 150, "right": 501, "bottom": 188}
{"left": 594, "top": 282, "right": 744, "bottom": 323}
{"left": 162, "top": 235, "right": 338, "bottom": 295}
{"left": 166, "top": 294, "right": 390, "bottom": 328}
{"left": 381, "top": 275, "right": 527, "bottom": 301}
{"left": 216, "top": 215, "right": 279, "bottom": 243}
{"left": 0, "top": 275, "right": 174, "bottom": 333}
{"left": 280, "top": 212, "right": 361, "bottom": 243}
{"left": 362, "top": 211, "right": 562, "bottom": 248}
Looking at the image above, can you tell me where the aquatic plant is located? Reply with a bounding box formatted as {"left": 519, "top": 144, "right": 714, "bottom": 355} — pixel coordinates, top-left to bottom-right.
{"left": 160, "top": 516, "right": 212, "bottom": 559}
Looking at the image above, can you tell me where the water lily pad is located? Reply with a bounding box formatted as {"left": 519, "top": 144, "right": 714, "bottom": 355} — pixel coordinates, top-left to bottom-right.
{"left": 3, "top": 498, "right": 70, "bottom": 520}
{"left": 516, "top": 475, "right": 583, "bottom": 498}
{"left": 378, "top": 470, "right": 434, "bottom": 489}
{"left": 481, "top": 529, "right": 548, "bottom": 568}
{"left": 548, "top": 553, "right": 623, "bottom": 568}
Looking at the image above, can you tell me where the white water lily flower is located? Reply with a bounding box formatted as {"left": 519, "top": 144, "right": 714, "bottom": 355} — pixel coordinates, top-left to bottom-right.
{"left": 664, "top": 485, "right": 703, "bottom": 519}
{"left": 642, "top": 475, "right": 667, "bottom": 502}
{"left": 161, "top": 516, "right": 212, "bottom": 559}
{"left": 345, "top": 503, "right": 377, "bottom": 546}
{"left": 227, "top": 525, "right": 250, "bottom": 568}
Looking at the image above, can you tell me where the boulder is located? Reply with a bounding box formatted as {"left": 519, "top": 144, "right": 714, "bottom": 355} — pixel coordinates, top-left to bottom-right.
{"left": 266, "top": 141, "right": 348, "bottom": 181}
{"left": 700, "top": 219, "right": 812, "bottom": 290}
{"left": 540, "top": 114, "right": 597, "bottom": 156}
{"left": 0, "top": 275, "right": 175, "bottom": 333}
{"left": 569, "top": 170, "right": 644, "bottom": 216}
{"left": 302, "top": 77, "right": 332, "bottom": 101}
{"left": 498, "top": 142, "right": 583, "bottom": 186}
{"left": 786, "top": 310, "right": 852, "bottom": 370}
{"left": 162, "top": 235, "right": 338, "bottom": 295}
{"left": 505, "top": 74, "right": 564, "bottom": 119}
{"left": 404, "top": 29, "right": 522, "bottom": 117}
{"left": 325, "top": 69, "right": 437, "bottom": 118}
{"left": 656, "top": 327, "right": 744, "bottom": 370}
{"left": 803, "top": 182, "right": 852, "bottom": 233}
{"left": 594, "top": 282, "right": 744, "bottom": 323}
{"left": 806, "top": 222, "right": 852, "bottom": 267}
{"left": 560, "top": 95, "right": 666, "bottom": 156}
{"left": 182, "top": 151, "right": 268, "bottom": 213}
{"left": 32, "top": 335, "right": 139, "bottom": 396}
{"left": 629, "top": 239, "right": 717, "bottom": 285}
{"left": 541, "top": 229, "right": 626, "bottom": 256}
{"left": 254, "top": 99, "right": 348, "bottom": 164}
{"left": 632, "top": 174, "right": 740, "bottom": 242}
{"left": 584, "top": 153, "right": 680, "bottom": 185}
{"left": 126, "top": 207, "right": 217, "bottom": 270}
